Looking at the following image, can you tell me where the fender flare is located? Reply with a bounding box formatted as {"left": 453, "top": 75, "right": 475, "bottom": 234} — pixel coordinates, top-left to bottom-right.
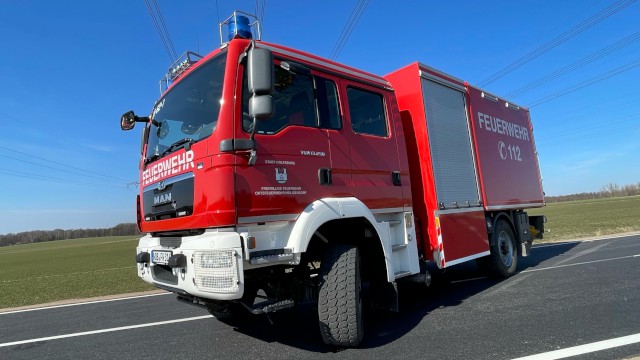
{"left": 288, "top": 197, "right": 395, "bottom": 281}
{"left": 490, "top": 212, "right": 515, "bottom": 246}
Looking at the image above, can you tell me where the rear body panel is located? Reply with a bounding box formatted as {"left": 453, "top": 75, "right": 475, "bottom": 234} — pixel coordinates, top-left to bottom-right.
{"left": 466, "top": 86, "right": 544, "bottom": 209}
{"left": 386, "top": 62, "right": 543, "bottom": 267}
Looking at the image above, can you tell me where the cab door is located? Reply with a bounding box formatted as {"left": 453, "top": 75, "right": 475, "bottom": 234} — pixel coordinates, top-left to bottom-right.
{"left": 340, "top": 82, "right": 404, "bottom": 211}
{"left": 234, "top": 63, "right": 347, "bottom": 223}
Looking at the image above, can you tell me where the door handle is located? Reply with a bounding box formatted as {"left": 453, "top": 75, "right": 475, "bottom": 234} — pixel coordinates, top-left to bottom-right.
{"left": 392, "top": 171, "right": 402, "bottom": 186}
{"left": 318, "top": 168, "right": 332, "bottom": 185}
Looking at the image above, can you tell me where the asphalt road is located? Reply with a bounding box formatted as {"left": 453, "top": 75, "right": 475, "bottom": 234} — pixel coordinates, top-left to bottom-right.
{"left": 1, "top": 234, "right": 639, "bottom": 360}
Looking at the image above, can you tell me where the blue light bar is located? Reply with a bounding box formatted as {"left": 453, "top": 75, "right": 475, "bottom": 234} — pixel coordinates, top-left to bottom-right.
{"left": 219, "top": 11, "right": 261, "bottom": 46}
{"left": 228, "top": 15, "right": 252, "bottom": 41}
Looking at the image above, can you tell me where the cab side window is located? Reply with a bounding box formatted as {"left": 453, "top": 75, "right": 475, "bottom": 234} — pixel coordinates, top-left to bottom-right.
{"left": 347, "top": 87, "right": 388, "bottom": 137}
{"left": 316, "top": 78, "right": 341, "bottom": 130}
{"left": 242, "top": 65, "right": 341, "bottom": 134}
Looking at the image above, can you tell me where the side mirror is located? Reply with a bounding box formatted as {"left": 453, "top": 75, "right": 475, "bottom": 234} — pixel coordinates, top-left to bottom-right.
{"left": 121, "top": 111, "right": 136, "bottom": 131}
{"left": 247, "top": 48, "right": 274, "bottom": 120}
{"left": 247, "top": 48, "right": 274, "bottom": 94}
{"left": 121, "top": 110, "right": 149, "bottom": 131}
{"left": 249, "top": 95, "right": 274, "bottom": 120}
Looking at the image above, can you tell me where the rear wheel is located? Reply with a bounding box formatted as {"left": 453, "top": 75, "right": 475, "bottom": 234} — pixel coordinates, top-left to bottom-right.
{"left": 477, "top": 219, "right": 518, "bottom": 278}
{"left": 318, "top": 245, "right": 364, "bottom": 347}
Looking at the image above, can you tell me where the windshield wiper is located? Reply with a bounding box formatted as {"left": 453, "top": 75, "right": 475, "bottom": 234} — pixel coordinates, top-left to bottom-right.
{"left": 144, "top": 138, "right": 195, "bottom": 165}
{"left": 144, "top": 153, "right": 161, "bottom": 165}
{"left": 160, "top": 138, "right": 195, "bottom": 158}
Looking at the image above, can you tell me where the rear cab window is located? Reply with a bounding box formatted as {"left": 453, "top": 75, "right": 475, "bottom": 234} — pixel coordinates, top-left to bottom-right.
{"left": 346, "top": 87, "right": 388, "bottom": 137}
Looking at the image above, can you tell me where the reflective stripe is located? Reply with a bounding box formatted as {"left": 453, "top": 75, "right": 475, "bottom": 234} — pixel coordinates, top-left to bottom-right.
{"left": 238, "top": 214, "right": 298, "bottom": 224}
{"left": 434, "top": 216, "right": 445, "bottom": 268}
{"left": 485, "top": 203, "right": 545, "bottom": 211}
{"left": 435, "top": 207, "right": 483, "bottom": 215}
{"left": 444, "top": 251, "right": 490, "bottom": 267}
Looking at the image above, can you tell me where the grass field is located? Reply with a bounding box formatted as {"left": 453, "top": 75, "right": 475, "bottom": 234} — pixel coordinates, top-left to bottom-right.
{"left": 0, "top": 236, "right": 154, "bottom": 309}
{"left": 528, "top": 196, "right": 640, "bottom": 242}
{"left": 1, "top": 196, "right": 638, "bottom": 309}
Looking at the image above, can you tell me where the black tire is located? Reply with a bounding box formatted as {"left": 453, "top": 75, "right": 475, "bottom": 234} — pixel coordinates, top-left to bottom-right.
{"left": 318, "top": 245, "right": 364, "bottom": 347}
{"left": 477, "top": 219, "right": 518, "bottom": 278}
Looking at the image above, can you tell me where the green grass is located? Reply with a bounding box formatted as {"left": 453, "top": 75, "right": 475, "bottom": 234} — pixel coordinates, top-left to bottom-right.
{"left": 0, "top": 236, "right": 154, "bottom": 309}
{"left": 1, "top": 197, "right": 638, "bottom": 308}
{"left": 528, "top": 196, "right": 640, "bottom": 242}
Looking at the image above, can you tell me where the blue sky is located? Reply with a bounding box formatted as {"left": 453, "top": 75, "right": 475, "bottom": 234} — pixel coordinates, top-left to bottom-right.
{"left": 1, "top": 0, "right": 638, "bottom": 234}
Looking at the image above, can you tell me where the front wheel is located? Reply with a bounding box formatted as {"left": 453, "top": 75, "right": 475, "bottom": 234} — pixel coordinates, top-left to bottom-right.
{"left": 318, "top": 245, "right": 364, "bottom": 347}
{"left": 477, "top": 219, "right": 518, "bottom": 278}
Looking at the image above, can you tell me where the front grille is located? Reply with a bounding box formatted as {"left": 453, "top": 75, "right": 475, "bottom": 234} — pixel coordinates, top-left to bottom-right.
{"left": 159, "top": 237, "right": 182, "bottom": 248}
{"left": 143, "top": 173, "right": 194, "bottom": 222}
{"left": 194, "top": 250, "right": 239, "bottom": 293}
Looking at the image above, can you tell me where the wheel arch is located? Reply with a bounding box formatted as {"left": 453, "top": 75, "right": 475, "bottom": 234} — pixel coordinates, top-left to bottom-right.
{"left": 489, "top": 211, "right": 516, "bottom": 246}
{"left": 288, "top": 197, "right": 394, "bottom": 282}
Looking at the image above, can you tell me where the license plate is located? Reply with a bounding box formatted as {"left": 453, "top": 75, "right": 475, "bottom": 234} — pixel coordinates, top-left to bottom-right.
{"left": 151, "top": 250, "right": 172, "bottom": 265}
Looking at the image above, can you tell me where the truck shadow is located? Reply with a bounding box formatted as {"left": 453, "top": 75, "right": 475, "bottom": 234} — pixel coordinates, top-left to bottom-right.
{"left": 227, "top": 241, "right": 579, "bottom": 352}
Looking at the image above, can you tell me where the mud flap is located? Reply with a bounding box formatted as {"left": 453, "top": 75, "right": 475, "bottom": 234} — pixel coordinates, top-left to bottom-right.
{"left": 515, "top": 212, "right": 533, "bottom": 257}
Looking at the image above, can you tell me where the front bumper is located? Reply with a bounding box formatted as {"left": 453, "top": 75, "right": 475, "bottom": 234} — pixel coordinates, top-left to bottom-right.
{"left": 136, "top": 229, "right": 245, "bottom": 300}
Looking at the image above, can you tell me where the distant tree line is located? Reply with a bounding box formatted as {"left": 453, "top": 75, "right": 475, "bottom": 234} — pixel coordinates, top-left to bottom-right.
{"left": 546, "top": 182, "right": 640, "bottom": 203}
{"left": 0, "top": 223, "right": 140, "bottom": 247}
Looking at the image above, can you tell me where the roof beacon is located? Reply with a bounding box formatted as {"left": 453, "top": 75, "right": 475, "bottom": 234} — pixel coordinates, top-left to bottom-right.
{"left": 219, "top": 11, "right": 261, "bottom": 45}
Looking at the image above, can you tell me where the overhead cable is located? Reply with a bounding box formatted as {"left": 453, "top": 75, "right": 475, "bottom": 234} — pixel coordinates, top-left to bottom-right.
{"left": 143, "top": 0, "right": 177, "bottom": 61}
{"left": 479, "top": 0, "right": 638, "bottom": 87}
{"left": 528, "top": 58, "right": 640, "bottom": 107}
{"left": 329, "top": 0, "right": 369, "bottom": 61}
{"left": 0, "top": 145, "right": 131, "bottom": 183}
{"left": 507, "top": 32, "right": 640, "bottom": 98}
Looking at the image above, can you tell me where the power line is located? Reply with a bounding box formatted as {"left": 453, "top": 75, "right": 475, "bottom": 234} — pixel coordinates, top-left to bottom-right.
{"left": 0, "top": 169, "right": 129, "bottom": 189}
{"left": 0, "top": 145, "right": 131, "bottom": 183}
{"left": 539, "top": 90, "right": 640, "bottom": 121}
{"left": 528, "top": 58, "right": 640, "bottom": 107}
{"left": 329, "top": 0, "right": 369, "bottom": 61}
{"left": 507, "top": 32, "right": 640, "bottom": 98}
{"left": 0, "top": 153, "right": 130, "bottom": 184}
{"left": 143, "top": 0, "right": 177, "bottom": 61}
{"left": 151, "top": 0, "right": 178, "bottom": 59}
{"left": 536, "top": 123, "right": 640, "bottom": 146}
{"left": 479, "top": 0, "right": 638, "bottom": 87}
{"left": 215, "top": 0, "right": 220, "bottom": 25}
{"left": 540, "top": 114, "right": 639, "bottom": 141}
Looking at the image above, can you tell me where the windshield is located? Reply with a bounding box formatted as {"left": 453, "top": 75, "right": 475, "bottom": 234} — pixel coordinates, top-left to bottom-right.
{"left": 146, "top": 54, "right": 227, "bottom": 158}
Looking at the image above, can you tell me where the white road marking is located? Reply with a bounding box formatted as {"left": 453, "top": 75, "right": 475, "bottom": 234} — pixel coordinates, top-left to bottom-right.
{"left": 450, "top": 277, "right": 487, "bottom": 284}
{"left": 521, "top": 254, "right": 639, "bottom": 273}
{"left": 533, "top": 241, "right": 581, "bottom": 249}
{"left": 533, "top": 233, "right": 640, "bottom": 250}
{"left": 0, "top": 315, "right": 212, "bottom": 348}
{"left": 511, "top": 332, "right": 640, "bottom": 359}
{"left": 0, "top": 292, "right": 171, "bottom": 316}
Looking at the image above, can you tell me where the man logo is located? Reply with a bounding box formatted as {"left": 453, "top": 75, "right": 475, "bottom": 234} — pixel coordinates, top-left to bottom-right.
{"left": 154, "top": 193, "right": 172, "bottom": 205}
{"left": 157, "top": 180, "right": 167, "bottom": 191}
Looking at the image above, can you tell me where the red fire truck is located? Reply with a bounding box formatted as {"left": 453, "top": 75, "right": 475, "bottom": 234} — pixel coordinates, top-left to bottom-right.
{"left": 121, "top": 12, "right": 544, "bottom": 347}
